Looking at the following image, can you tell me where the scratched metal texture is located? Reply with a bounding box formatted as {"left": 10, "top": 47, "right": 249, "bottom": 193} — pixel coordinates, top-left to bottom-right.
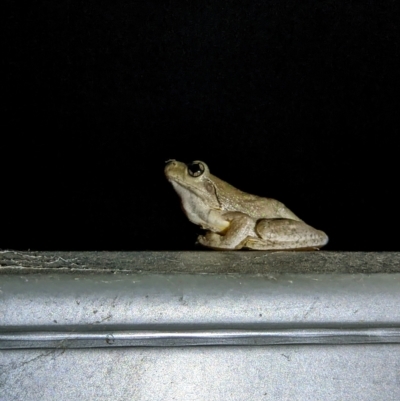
{"left": 1, "top": 251, "right": 400, "bottom": 400}
{"left": 2, "top": 346, "right": 400, "bottom": 401}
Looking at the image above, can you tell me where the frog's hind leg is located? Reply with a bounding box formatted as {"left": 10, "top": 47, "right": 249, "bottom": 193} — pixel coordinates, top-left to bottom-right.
{"left": 197, "top": 212, "right": 257, "bottom": 250}
{"left": 244, "top": 218, "right": 329, "bottom": 250}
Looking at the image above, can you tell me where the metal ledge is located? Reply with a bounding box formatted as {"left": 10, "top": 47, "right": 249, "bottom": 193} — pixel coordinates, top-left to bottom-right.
{"left": 1, "top": 252, "right": 400, "bottom": 349}
{"left": 1, "top": 250, "right": 400, "bottom": 274}
{"left": 1, "top": 252, "right": 400, "bottom": 400}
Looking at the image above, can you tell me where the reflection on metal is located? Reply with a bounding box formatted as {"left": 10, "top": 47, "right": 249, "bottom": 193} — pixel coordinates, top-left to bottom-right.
{"left": 2, "top": 327, "right": 400, "bottom": 349}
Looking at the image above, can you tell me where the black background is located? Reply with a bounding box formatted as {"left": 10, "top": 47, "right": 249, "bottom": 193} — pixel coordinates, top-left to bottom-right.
{"left": 3, "top": 1, "right": 399, "bottom": 251}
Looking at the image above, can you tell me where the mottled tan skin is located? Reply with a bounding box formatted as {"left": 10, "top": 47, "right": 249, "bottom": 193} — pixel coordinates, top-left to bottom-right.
{"left": 165, "top": 160, "right": 328, "bottom": 250}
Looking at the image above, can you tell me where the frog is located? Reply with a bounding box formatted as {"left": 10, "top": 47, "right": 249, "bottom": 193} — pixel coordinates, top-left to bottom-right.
{"left": 164, "top": 160, "right": 328, "bottom": 250}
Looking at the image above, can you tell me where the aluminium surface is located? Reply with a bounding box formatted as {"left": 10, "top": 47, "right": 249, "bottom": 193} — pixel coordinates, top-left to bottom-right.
{"left": 1, "top": 251, "right": 400, "bottom": 400}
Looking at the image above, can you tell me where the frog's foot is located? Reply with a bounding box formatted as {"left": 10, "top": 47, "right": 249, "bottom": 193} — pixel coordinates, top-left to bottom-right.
{"left": 197, "top": 212, "right": 256, "bottom": 250}
{"left": 197, "top": 232, "right": 224, "bottom": 249}
{"left": 247, "top": 218, "right": 328, "bottom": 250}
{"left": 242, "top": 237, "right": 321, "bottom": 251}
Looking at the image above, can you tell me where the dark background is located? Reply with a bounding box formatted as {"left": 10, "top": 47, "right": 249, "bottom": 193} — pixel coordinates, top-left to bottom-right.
{"left": 3, "top": 1, "right": 399, "bottom": 251}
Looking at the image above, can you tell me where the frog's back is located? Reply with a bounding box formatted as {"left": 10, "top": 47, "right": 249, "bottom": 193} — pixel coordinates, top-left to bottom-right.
{"left": 212, "top": 175, "right": 302, "bottom": 221}
{"left": 238, "top": 195, "right": 302, "bottom": 221}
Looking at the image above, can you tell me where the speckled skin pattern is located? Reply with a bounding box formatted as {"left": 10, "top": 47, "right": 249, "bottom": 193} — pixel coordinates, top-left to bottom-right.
{"left": 165, "top": 160, "right": 328, "bottom": 250}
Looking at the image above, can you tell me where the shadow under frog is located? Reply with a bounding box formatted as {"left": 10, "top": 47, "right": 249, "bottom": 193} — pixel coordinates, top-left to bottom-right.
{"left": 165, "top": 160, "right": 328, "bottom": 250}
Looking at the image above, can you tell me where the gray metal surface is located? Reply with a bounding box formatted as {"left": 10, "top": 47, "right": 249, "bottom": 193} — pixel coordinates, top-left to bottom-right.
{"left": 2, "top": 271, "right": 400, "bottom": 328}
{"left": 1, "top": 251, "right": 400, "bottom": 400}
{"left": 2, "top": 345, "right": 400, "bottom": 401}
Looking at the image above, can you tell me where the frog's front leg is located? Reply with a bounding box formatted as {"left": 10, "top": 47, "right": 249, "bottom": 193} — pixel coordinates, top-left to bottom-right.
{"left": 197, "top": 212, "right": 256, "bottom": 250}
{"left": 244, "top": 218, "right": 329, "bottom": 250}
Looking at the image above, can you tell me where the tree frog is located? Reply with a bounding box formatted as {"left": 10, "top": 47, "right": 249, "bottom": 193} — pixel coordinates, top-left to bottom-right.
{"left": 165, "top": 160, "right": 328, "bottom": 250}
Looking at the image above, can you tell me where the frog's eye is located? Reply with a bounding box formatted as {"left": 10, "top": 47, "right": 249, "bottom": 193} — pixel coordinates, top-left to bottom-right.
{"left": 188, "top": 162, "right": 205, "bottom": 177}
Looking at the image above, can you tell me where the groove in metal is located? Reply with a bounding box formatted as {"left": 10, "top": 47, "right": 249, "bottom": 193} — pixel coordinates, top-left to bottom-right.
{"left": 2, "top": 327, "right": 400, "bottom": 349}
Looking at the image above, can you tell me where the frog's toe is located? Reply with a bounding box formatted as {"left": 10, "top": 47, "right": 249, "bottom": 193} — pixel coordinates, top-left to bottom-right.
{"left": 197, "top": 232, "right": 223, "bottom": 248}
{"left": 197, "top": 235, "right": 206, "bottom": 245}
{"left": 197, "top": 234, "right": 211, "bottom": 247}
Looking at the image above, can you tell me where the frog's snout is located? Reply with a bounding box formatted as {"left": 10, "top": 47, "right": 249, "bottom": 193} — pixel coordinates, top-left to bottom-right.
{"left": 164, "top": 160, "right": 177, "bottom": 172}
{"left": 164, "top": 159, "right": 179, "bottom": 179}
{"left": 165, "top": 160, "right": 189, "bottom": 183}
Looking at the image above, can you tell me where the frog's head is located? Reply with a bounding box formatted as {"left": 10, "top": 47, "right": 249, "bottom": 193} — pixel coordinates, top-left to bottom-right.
{"left": 165, "top": 160, "right": 221, "bottom": 209}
